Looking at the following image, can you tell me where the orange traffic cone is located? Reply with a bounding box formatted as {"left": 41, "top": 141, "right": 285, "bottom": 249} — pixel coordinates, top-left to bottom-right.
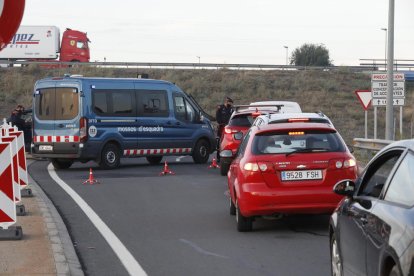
{"left": 209, "top": 158, "right": 220, "bottom": 169}
{"left": 83, "top": 168, "right": 100, "bottom": 184}
{"left": 160, "top": 161, "right": 175, "bottom": 176}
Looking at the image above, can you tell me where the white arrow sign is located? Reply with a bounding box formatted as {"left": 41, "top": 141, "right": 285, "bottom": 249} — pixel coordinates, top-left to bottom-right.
{"left": 372, "top": 98, "right": 405, "bottom": 106}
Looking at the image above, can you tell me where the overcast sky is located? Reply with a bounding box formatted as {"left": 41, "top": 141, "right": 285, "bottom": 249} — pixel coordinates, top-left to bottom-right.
{"left": 20, "top": 0, "right": 413, "bottom": 65}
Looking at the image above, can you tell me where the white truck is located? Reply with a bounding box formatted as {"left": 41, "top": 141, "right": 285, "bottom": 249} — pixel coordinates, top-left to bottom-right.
{"left": 0, "top": 25, "right": 90, "bottom": 62}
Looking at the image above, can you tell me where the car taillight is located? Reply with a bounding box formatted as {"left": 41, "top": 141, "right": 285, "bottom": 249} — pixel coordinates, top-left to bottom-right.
{"left": 244, "top": 162, "right": 275, "bottom": 173}
{"left": 224, "top": 127, "right": 239, "bottom": 134}
{"left": 329, "top": 158, "right": 356, "bottom": 169}
{"left": 80, "top": 117, "right": 88, "bottom": 142}
{"left": 288, "top": 118, "right": 310, "bottom": 122}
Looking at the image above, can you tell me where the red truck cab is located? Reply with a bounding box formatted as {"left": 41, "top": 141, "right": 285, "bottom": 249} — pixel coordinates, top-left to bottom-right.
{"left": 59, "top": 28, "right": 90, "bottom": 62}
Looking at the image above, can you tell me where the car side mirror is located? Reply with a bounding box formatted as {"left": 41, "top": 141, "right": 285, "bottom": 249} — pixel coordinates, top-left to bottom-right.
{"left": 347, "top": 145, "right": 354, "bottom": 153}
{"left": 333, "top": 179, "right": 356, "bottom": 197}
{"left": 234, "top": 132, "right": 243, "bottom": 140}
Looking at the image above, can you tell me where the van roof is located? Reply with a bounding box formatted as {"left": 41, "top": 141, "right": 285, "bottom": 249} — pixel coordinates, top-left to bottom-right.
{"left": 39, "top": 75, "right": 174, "bottom": 86}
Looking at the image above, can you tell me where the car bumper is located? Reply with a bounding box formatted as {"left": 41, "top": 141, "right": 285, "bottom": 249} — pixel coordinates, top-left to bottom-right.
{"left": 237, "top": 182, "right": 343, "bottom": 217}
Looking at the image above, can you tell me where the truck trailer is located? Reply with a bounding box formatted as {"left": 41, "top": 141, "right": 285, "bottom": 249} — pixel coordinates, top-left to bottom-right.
{"left": 0, "top": 26, "right": 90, "bottom": 62}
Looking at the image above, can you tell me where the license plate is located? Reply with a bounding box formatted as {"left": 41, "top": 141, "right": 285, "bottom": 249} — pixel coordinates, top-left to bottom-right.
{"left": 39, "top": 145, "right": 53, "bottom": 151}
{"left": 281, "top": 170, "right": 322, "bottom": 181}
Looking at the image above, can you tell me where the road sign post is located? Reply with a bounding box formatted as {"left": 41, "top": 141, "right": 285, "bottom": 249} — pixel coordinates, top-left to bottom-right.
{"left": 371, "top": 73, "right": 405, "bottom": 139}
{"left": 355, "top": 90, "right": 372, "bottom": 139}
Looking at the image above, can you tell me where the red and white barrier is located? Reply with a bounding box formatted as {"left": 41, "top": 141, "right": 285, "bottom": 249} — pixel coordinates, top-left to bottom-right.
{"left": 0, "top": 129, "right": 22, "bottom": 203}
{"left": 8, "top": 130, "right": 28, "bottom": 188}
{"left": 0, "top": 142, "right": 16, "bottom": 229}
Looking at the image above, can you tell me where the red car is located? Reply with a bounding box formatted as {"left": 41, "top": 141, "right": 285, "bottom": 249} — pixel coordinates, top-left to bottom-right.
{"left": 227, "top": 122, "right": 358, "bottom": 232}
{"left": 219, "top": 103, "right": 290, "bottom": 176}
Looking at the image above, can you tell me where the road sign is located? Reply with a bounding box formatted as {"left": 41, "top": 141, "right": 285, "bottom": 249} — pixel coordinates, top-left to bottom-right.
{"left": 355, "top": 90, "right": 372, "bottom": 110}
{"left": 372, "top": 98, "right": 405, "bottom": 106}
{"left": 371, "top": 81, "right": 405, "bottom": 98}
{"left": 0, "top": 0, "right": 25, "bottom": 49}
{"left": 371, "top": 73, "right": 405, "bottom": 81}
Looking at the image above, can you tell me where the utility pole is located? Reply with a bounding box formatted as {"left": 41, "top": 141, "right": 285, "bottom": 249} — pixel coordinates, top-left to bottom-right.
{"left": 385, "top": 0, "right": 394, "bottom": 140}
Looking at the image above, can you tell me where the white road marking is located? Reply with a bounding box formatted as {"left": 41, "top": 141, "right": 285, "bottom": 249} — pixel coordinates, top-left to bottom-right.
{"left": 47, "top": 164, "right": 146, "bottom": 276}
{"left": 175, "top": 156, "right": 186, "bottom": 162}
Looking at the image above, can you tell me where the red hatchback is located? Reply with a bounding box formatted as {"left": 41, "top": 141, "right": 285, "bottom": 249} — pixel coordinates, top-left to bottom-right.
{"left": 227, "top": 123, "right": 358, "bottom": 232}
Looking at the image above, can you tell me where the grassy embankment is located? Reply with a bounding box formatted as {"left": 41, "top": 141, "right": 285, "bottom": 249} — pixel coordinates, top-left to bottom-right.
{"left": 0, "top": 65, "right": 413, "bottom": 148}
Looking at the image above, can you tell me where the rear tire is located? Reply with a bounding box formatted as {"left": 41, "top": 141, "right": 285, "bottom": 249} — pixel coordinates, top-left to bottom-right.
{"left": 220, "top": 159, "right": 231, "bottom": 176}
{"left": 229, "top": 196, "right": 236, "bottom": 216}
{"left": 51, "top": 158, "right": 73, "bottom": 170}
{"left": 192, "top": 139, "right": 210, "bottom": 164}
{"left": 146, "top": 156, "right": 163, "bottom": 165}
{"left": 236, "top": 200, "right": 252, "bottom": 232}
{"left": 99, "top": 143, "right": 121, "bottom": 169}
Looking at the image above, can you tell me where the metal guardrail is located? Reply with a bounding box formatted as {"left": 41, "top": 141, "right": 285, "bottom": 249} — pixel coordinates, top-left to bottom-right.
{"left": 0, "top": 60, "right": 379, "bottom": 71}
{"left": 353, "top": 138, "right": 394, "bottom": 151}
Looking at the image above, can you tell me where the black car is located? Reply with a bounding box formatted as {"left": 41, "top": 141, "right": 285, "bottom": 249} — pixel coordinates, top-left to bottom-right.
{"left": 330, "top": 139, "right": 414, "bottom": 276}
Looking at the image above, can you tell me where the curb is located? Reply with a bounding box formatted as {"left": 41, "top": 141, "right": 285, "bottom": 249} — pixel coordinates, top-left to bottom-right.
{"left": 27, "top": 160, "right": 84, "bottom": 276}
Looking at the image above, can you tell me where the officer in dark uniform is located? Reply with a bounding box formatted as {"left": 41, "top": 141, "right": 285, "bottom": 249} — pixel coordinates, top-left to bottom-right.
{"left": 10, "top": 104, "right": 26, "bottom": 131}
{"left": 215, "top": 97, "right": 234, "bottom": 161}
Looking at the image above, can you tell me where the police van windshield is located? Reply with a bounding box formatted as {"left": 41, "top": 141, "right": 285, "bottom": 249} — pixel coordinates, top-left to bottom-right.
{"left": 35, "top": 87, "right": 79, "bottom": 120}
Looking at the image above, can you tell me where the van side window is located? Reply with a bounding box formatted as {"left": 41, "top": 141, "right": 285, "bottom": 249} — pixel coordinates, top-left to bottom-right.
{"left": 136, "top": 90, "right": 169, "bottom": 117}
{"left": 173, "top": 95, "right": 196, "bottom": 122}
{"left": 92, "top": 89, "right": 135, "bottom": 116}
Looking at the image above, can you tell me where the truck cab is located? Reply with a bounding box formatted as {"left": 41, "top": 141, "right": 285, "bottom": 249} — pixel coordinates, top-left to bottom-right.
{"left": 59, "top": 28, "right": 90, "bottom": 62}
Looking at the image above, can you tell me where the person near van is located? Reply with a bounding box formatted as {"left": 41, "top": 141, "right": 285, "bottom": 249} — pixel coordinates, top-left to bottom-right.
{"left": 10, "top": 104, "right": 26, "bottom": 131}
{"left": 216, "top": 97, "right": 234, "bottom": 138}
{"left": 215, "top": 97, "right": 234, "bottom": 161}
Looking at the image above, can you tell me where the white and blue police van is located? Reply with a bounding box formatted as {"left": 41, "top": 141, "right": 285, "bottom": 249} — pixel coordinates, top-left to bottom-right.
{"left": 31, "top": 75, "right": 216, "bottom": 169}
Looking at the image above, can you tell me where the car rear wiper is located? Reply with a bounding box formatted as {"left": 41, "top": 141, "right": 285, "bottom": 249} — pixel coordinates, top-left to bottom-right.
{"left": 286, "top": 148, "right": 329, "bottom": 156}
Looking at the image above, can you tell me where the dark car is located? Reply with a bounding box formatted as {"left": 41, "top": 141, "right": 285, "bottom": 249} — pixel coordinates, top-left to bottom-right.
{"left": 330, "top": 139, "right": 414, "bottom": 276}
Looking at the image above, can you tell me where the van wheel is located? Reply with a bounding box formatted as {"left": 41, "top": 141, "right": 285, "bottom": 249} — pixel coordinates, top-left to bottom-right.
{"left": 192, "top": 140, "right": 210, "bottom": 164}
{"left": 99, "top": 143, "right": 121, "bottom": 169}
{"left": 51, "top": 159, "right": 73, "bottom": 170}
{"left": 146, "top": 156, "right": 163, "bottom": 165}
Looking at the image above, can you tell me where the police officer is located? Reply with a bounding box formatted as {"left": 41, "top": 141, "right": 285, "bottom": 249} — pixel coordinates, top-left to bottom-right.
{"left": 216, "top": 96, "right": 234, "bottom": 137}
{"left": 215, "top": 97, "right": 234, "bottom": 161}
{"left": 10, "top": 104, "right": 26, "bottom": 131}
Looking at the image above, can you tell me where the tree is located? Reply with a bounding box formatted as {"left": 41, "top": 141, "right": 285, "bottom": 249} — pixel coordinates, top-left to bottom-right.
{"left": 290, "top": 43, "right": 332, "bottom": 66}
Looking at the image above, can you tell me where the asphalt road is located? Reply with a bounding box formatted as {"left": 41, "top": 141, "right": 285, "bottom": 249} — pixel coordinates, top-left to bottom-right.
{"left": 29, "top": 156, "right": 332, "bottom": 276}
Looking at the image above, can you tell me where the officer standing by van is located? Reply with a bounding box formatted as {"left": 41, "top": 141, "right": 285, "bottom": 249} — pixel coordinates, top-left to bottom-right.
{"left": 215, "top": 97, "right": 234, "bottom": 161}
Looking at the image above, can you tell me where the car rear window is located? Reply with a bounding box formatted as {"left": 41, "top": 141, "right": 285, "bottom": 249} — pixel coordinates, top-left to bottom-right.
{"left": 35, "top": 87, "right": 79, "bottom": 120}
{"left": 229, "top": 114, "right": 255, "bottom": 127}
{"left": 252, "top": 130, "right": 346, "bottom": 155}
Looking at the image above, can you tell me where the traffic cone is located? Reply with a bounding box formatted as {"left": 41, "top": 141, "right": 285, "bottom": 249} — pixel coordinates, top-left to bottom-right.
{"left": 159, "top": 161, "right": 175, "bottom": 176}
{"left": 209, "top": 158, "right": 220, "bottom": 169}
{"left": 83, "top": 168, "right": 100, "bottom": 184}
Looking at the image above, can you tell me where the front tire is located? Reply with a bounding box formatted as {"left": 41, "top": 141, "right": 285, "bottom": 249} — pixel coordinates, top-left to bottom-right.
{"left": 331, "top": 234, "right": 343, "bottom": 276}
{"left": 146, "top": 156, "right": 163, "bottom": 165}
{"left": 51, "top": 158, "right": 73, "bottom": 170}
{"left": 236, "top": 200, "right": 253, "bottom": 232}
{"left": 99, "top": 143, "right": 121, "bottom": 169}
{"left": 192, "top": 139, "right": 210, "bottom": 164}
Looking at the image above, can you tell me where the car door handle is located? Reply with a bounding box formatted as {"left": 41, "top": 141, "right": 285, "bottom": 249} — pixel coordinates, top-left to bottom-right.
{"left": 166, "top": 121, "right": 172, "bottom": 125}
{"left": 175, "top": 122, "right": 181, "bottom": 126}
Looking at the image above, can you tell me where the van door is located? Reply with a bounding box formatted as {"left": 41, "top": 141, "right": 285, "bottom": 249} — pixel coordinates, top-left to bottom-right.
{"left": 34, "top": 86, "right": 80, "bottom": 154}
{"left": 135, "top": 89, "right": 173, "bottom": 153}
{"left": 171, "top": 93, "right": 199, "bottom": 148}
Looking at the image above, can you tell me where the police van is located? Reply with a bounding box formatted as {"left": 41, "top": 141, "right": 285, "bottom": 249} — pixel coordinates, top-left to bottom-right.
{"left": 31, "top": 75, "right": 216, "bottom": 169}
